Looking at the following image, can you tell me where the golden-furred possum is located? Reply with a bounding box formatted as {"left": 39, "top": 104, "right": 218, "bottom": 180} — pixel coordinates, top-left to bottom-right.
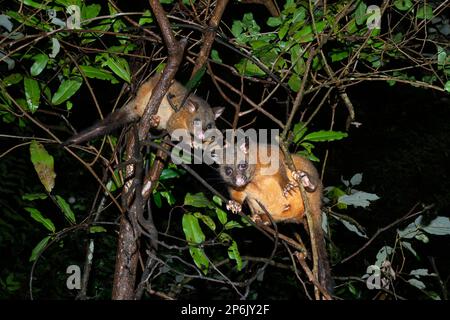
{"left": 219, "top": 140, "right": 332, "bottom": 293}
{"left": 63, "top": 73, "right": 224, "bottom": 145}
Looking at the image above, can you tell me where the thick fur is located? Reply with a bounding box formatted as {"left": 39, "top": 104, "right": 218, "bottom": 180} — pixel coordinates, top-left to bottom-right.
{"left": 63, "top": 74, "right": 224, "bottom": 145}
{"left": 219, "top": 143, "right": 332, "bottom": 293}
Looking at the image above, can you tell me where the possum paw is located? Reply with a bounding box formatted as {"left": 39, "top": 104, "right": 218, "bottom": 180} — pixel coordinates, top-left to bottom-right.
{"left": 226, "top": 200, "right": 242, "bottom": 214}
{"left": 250, "top": 214, "right": 270, "bottom": 225}
{"left": 292, "top": 170, "right": 316, "bottom": 192}
{"left": 149, "top": 115, "right": 160, "bottom": 128}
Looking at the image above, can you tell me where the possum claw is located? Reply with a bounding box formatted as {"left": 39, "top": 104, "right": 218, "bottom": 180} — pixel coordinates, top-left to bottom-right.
{"left": 283, "top": 181, "right": 298, "bottom": 197}
{"left": 226, "top": 200, "right": 242, "bottom": 214}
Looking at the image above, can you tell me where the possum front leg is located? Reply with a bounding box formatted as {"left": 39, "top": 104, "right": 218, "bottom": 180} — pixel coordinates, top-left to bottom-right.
{"left": 226, "top": 200, "right": 242, "bottom": 214}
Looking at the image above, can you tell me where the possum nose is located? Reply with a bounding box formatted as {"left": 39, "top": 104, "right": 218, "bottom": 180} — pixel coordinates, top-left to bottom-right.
{"left": 235, "top": 175, "right": 247, "bottom": 187}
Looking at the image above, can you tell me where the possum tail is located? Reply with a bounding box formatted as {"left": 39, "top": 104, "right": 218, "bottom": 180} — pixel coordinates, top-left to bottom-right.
{"left": 307, "top": 185, "right": 334, "bottom": 298}
{"left": 62, "top": 106, "right": 137, "bottom": 146}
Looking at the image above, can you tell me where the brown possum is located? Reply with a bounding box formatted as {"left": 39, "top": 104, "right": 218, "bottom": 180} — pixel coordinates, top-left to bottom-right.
{"left": 63, "top": 73, "right": 224, "bottom": 145}
{"left": 219, "top": 140, "right": 332, "bottom": 293}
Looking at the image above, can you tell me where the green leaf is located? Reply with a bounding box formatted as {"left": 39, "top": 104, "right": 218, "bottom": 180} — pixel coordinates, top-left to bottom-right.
{"left": 355, "top": 1, "right": 368, "bottom": 25}
{"left": 218, "top": 232, "right": 232, "bottom": 244}
{"left": 139, "top": 10, "right": 153, "bottom": 25}
{"left": 212, "top": 195, "right": 222, "bottom": 206}
{"left": 235, "top": 59, "right": 266, "bottom": 77}
{"left": 325, "top": 186, "right": 347, "bottom": 209}
{"left": 211, "top": 49, "right": 223, "bottom": 63}
{"left": 410, "top": 269, "right": 435, "bottom": 278}
{"left": 278, "top": 23, "right": 289, "bottom": 40}
{"left": 184, "top": 192, "right": 213, "bottom": 208}
{"left": 421, "top": 216, "right": 450, "bottom": 236}
{"left": 346, "top": 19, "right": 358, "bottom": 34}
{"left": 160, "top": 191, "right": 176, "bottom": 206}
{"left": 401, "top": 241, "right": 418, "bottom": 258}
{"left": 288, "top": 74, "right": 301, "bottom": 92}
{"left": 185, "top": 66, "right": 206, "bottom": 92}
{"left": 194, "top": 212, "right": 216, "bottom": 231}
{"left": 331, "top": 50, "right": 349, "bottom": 62}
{"left": 294, "top": 21, "right": 326, "bottom": 43}
{"left": 30, "top": 236, "right": 51, "bottom": 262}
{"left": 182, "top": 214, "right": 205, "bottom": 244}
{"left": 5, "top": 274, "right": 20, "bottom": 291}
{"left": 0, "top": 13, "right": 13, "bottom": 32}
{"left": 49, "top": 37, "right": 60, "bottom": 58}
{"left": 55, "top": 195, "right": 76, "bottom": 224}
{"left": 416, "top": 5, "right": 433, "bottom": 20}
{"left": 398, "top": 218, "right": 420, "bottom": 239}
{"left": 445, "top": 81, "right": 450, "bottom": 93}
{"left": 350, "top": 173, "right": 363, "bottom": 186}
{"left": 224, "top": 221, "right": 244, "bottom": 230}
{"left": 29, "top": 140, "right": 56, "bottom": 193}
{"left": 25, "top": 207, "right": 55, "bottom": 233}
{"left": 408, "top": 278, "right": 426, "bottom": 290}
{"left": 189, "top": 247, "right": 209, "bottom": 274}
{"left": 89, "top": 226, "right": 106, "bottom": 233}
{"left": 292, "top": 123, "right": 308, "bottom": 144}
{"left": 228, "top": 240, "right": 242, "bottom": 271}
{"left": 267, "top": 16, "right": 281, "bottom": 27}
{"left": 22, "top": 0, "right": 49, "bottom": 9}
{"left": 375, "top": 246, "right": 393, "bottom": 267}
{"left": 82, "top": 4, "right": 101, "bottom": 21}
{"left": 297, "top": 149, "right": 320, "bottom": 162}
{"left": 183, "top": 214, "right": 209, "bottom": 274}
{"left": 215, "top": 207, "right": 227, "bottom": 225}
{"left": 303, "top": 130, "right": 348, "bottom": 142}
{"left": 79, "top": 65, "right": 118, "bottom": 83}
{"left": 24, "top": 77, "right": 40, "bottom": 113}
{"left": 231, "top": 20, "right": 243, "bottom": 39}
{"left": 437, "top": 46, "right": 447, "bottom": 66}
{"left": 240, "top": 215, "right": 252, "bottom": 227}
{"left": 160, "top": 168, "right": 180, "bottom": 180}
{"left": 290, "top": 44, "right": 305, "bottom": 75}
{"left": 3, "top": 73, "right": 23, "bottom": 86}
{"left": 30, "top": 53, "right": 49, "bottom": 76}
{"left": 338, "top": 191, "right": 380, "bottom": 208}
{"left": 294, "top": 25, "right": 313, "bottom": 43}
{"left": 153, "top": 191, "right": 162, "bottom": 208}
{"left": 104, "top": 56, "right": 131, "bottom": 83}
{"left": 394, "top": 0, "right": 413, "bottom": 11}
{"left": 51, "top": 78, "right": 82, "bottom": 105}
{"left": 81, "top": 22, "right": 110, "bottom": 45}
{"left": 22, "top": 193, "right": 48, "bottom": 201}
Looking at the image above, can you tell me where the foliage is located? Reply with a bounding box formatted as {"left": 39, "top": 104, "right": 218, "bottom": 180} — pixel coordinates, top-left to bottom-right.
{"left": 0, "top": 0, "right": 448, "bottom": 300}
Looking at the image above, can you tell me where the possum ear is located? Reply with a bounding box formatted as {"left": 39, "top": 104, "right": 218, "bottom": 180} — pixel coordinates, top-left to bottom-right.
{"left": 186, "top": 100, "right": 197, "bottom": 113}
{"left": 213, "top": 106, "right": 225, "bottom": 119}
{"left": 238, "top": 137, "right": 250, "bottom": 154}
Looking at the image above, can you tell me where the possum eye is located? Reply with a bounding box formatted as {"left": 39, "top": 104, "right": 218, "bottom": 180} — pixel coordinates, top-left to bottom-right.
{"left": 206, "top": 123, "right": 213, "bottom": 130}
{"left": 224, "top": 167, "right": 233, "bottom": 176}
{"left": 238, "top": 162, "right": 248, "bottom": 170}
{"left": 193, "top": 118, "right": 201, "bottom": 126}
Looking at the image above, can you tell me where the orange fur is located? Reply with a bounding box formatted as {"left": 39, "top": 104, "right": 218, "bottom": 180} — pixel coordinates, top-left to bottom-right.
{"left": 225, "top": 144, "right": 332, "bottom": 293}
{"left": 228, "top": 153, "right": 318, "bottom": 223}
